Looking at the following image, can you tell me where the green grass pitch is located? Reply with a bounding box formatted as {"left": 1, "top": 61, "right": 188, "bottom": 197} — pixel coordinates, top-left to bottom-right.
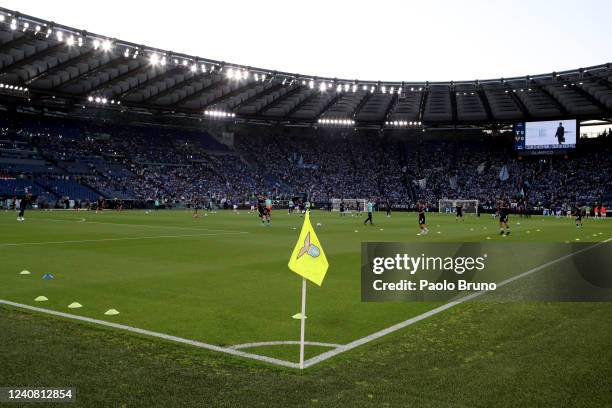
{"left": 1, "top": 209, "right": 610, "bottom": 360}
{"left": 1, "top": 209, "right": 611, "bottom": 406}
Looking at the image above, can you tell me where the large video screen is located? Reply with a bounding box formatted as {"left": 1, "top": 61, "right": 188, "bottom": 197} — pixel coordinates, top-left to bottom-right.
{"left": 514, "top": 119, "right": 577, "bottom": 150}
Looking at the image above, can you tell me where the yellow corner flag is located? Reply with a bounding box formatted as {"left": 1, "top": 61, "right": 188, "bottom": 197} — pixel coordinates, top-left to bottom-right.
{"left": 288, "top": 212, "right": 329, "bottom": 286}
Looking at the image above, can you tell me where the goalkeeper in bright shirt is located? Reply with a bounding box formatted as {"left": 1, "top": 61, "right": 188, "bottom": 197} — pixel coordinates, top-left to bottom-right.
{"left": 265, "top": 196, "right": 273, "bottom": 222}
{"left": 363, "top": 200, "right": 374, "bottom": 225}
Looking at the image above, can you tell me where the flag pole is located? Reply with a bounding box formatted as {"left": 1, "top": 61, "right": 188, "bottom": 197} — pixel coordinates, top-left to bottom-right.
{"left": 299, "top": 276, "right": 307, "bottom": 369}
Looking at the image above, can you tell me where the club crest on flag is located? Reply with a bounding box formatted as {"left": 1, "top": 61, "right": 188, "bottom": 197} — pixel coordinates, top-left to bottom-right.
{"left": 288, "top": 212, "right": 329, "bottom": 286}
{"left": 297, "top": 232, "right": 320, "bottom": 259}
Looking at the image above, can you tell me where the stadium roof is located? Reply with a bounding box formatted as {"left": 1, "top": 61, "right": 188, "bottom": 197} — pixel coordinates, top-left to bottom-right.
{"left": 0, "top": 7, "right": 611, "bottom": 128}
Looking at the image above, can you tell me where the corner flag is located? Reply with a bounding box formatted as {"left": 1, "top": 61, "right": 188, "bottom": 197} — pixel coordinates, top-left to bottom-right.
{"left": 288, "top": 212, "right": 329, "bottom": 286}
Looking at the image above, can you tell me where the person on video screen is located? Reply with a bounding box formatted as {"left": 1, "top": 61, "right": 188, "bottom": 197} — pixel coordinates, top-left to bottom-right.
{"left": 555, "top": 122, "right": 565, "bottom": 144}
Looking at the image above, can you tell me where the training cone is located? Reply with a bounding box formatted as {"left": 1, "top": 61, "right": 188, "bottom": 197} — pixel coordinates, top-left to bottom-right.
{"left": 68, "top": 302, "right": 82, "bottom": 309}
{"left": 292, "top": 313, "right": 307, "bottom": 319}
{"left": 104, "top": 309, "right": 120, "bottom": 316}
{"left": 42, "top": 273, "right": 55, "bottom": 280}
{"left": 34, "top": 296, "right": 48, "bottom": 302}
{"left": 20, "top": 270, "right": 31, "bottom": 275}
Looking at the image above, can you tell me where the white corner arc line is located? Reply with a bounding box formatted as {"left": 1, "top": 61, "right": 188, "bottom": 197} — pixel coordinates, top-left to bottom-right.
{"left": 229, "top": 341, "right": 342, "bottom": 350}
{"left": 0, "top": 300, "right": 299, "bottom": 369}
{"left": 302, "top": 238, "right": 612, "bottom": 368}
{"left": 1, "top": 238, "right": 609, "bottom": 370}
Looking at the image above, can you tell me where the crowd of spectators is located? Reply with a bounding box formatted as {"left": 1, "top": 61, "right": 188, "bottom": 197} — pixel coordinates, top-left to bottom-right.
{"left": 0, "top": 114, "right": 610, "bottom": 211}
{"left": 404, "top": 138, "right": 610, "bottom": 210}
{"left": 234, "top": 131, "right": 409, "bottom": 202}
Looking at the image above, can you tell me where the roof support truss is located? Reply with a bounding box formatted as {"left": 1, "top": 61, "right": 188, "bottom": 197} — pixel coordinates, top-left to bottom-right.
{"left": 0, "top": 41, "right": 64, "bottom": 76}
{"left": 50, "top": 55, "right": 125, "bottom": 90}
{"left": 165, "top": 76, "right": 226, "bottom": 108}
{"left": 255, "top": 85, "right": 304, "bottom": 116}
{"left": 26, "top": 48, "right": 97, "bottom": 85}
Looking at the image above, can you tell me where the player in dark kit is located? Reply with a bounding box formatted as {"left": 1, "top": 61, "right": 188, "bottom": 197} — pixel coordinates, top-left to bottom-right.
{"left": 192, "top": 198, "right": 200, "bottom": 218}
{"left": 456, "top": 203, "right": 464, "bottom": 221}
{"left": 17, "top": 193, "right": 30, "bottom": 222}
{"left": 96, "top": 197, "right": 104, "bottom": 214}
{"left": 417, "top": 201, "right": 428, "bottom": 235}
{"left": 385, "top": 198, "right": 392, "bottom": 217}
{"left": 575, "top": 204, "right": 584, "bottom": 228}
{"left": 498, "top": 200, "right": 510, "bottom": 235}
{"left": 257, "top": 201, "right": 270, "bottom": 226}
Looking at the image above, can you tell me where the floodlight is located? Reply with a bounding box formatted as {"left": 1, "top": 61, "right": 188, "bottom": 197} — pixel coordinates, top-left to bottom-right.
{"left": 102, "top": 40, "right": 112, "bottom": 52}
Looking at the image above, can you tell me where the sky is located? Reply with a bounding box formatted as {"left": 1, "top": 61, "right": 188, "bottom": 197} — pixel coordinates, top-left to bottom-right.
{"left": 3, "top": 0, "right": 611, "bottom": 82}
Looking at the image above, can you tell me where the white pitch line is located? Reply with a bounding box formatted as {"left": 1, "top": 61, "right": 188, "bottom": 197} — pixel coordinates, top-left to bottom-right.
{"left": 38, "top": 217, "right": 247, "bottom": 234}
{"left": 302, "top": 237, "right": 612, "bottom": 368}
{"left": 0, "top": 231, "right": 248, "bottom": 248}
{"left": 229, "top": 341, "right": 342, "bottom": 350}
{"left": 1, "top": 238, "right": 609, "bottom": 370}
{"left": 0, "top": 299, "right": 299, "bottom": 369}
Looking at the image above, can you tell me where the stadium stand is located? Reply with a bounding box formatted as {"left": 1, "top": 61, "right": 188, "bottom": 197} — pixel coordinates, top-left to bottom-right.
{"left": 0, "top": 7, "right": 609, "bottom": 212}
{"left": 1, "top": 111, "right": 609, "bottom": 213}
